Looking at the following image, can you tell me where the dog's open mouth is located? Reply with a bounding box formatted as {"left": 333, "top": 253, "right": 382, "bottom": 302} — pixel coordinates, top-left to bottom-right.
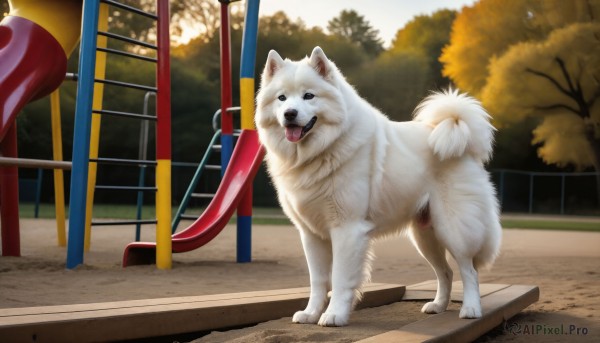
{"left": 285, "top": 116, "right": 317, "bottom": 142}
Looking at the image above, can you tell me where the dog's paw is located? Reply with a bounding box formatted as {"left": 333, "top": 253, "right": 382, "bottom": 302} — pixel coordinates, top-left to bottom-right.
{"left": 421, "top": 301, "right": 446, "bottom": 314}
{"left": 459, "top": 305, "right": 482, "bottom": 319}
{"left": 292, "top": 310, "right": 321, "bottom": 324}
{"left": 317, "top": 312, "right": 349, "bottom": 327}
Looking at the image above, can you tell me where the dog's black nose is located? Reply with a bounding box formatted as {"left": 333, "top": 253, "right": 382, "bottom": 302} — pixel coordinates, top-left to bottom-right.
{"left": 284, "top": 109, "right": 298, "bottom": 121}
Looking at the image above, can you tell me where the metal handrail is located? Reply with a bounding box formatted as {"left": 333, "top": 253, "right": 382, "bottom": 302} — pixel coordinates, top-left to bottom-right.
{"left": 212, "top": 106, "right": 241, "bottom": 132}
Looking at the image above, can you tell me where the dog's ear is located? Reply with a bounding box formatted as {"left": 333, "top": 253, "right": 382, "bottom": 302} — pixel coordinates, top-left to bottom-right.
{"left": 309, "top": 46, "right": 331, "bottom": 79}
{"left": 263, "top": 50, "right": 284, "bottom": 82}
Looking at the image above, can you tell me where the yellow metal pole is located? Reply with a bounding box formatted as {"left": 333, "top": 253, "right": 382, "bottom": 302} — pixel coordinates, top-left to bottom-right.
{"left": 83, "top": 2, "right": 108, "bottom": 251}
{"left": 50, "top": 90, "right": 66, "bottom": 247}
{"left": 240, "top": 78, "right": 255, "bottom": 130}
{"left": 155, "top": 160, "right": 172, "bottom": 269}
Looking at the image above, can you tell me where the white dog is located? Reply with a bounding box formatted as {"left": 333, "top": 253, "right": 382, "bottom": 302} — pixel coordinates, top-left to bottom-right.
{"left": 255, "top": 47, "right": 501, "bottom": 327}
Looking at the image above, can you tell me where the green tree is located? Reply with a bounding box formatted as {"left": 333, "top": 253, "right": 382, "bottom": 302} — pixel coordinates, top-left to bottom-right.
{"left": 351, "top": 50, "right": 431, "bottom": 122}
{"left": 481, "top": 22, "right": 600, "bottom": 201}
{"left": 327, "top": 9, "right": 384, "bottom": 57}
{"left": 255, "top": 12, "right": 368, "bottom": 73}
{"left": 170, "top": 0, "right": 245, "bottom": 43}
{"left": 1, "top": 0, "right": 8, "bottom": 17}
{"left": 390, "top": 9, "right": 456, "bottom": 89}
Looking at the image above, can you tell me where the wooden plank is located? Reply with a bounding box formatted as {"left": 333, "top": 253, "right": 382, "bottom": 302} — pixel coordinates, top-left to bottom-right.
{"left": 403, "top": 281, "right": 511, "bottom": 301}
{"left": 357, "top": 284, "right": 539, "bottom": 343}
{"left": 0, "top": 283, "right": 404, "bottom": 343}
{"left": 0, "top": 287, "right": 314, "bottom": 317}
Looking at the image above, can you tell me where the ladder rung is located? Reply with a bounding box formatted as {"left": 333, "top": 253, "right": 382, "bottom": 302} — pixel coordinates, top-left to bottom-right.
{"left": 100, "top": 0, "right": 158, "bottom": 20}
{"left": 93, "top": 109, "right": 157, "bottom": 121}
{"left": 91, "top": 219, "right": 157, "bottom": 226}
{"left": 180, "top": 214, "right": 200, "bottom": 220}
{"left": 90, "top": 158, "right": 157, "bottom": 166}
{"left": 97, "top": 31, "right": 157, "bottom": 50}
{"left": 205, "top": 164, "right": 221, "bottom": 170}
{"left": 96, "top": 47, "right": 157, "bottom": 63}
{"left": 95, "top": 185, "right": 157, "bottom": 192}
{"left": 191, "top": 193, "right": 215, "bottom": 198}
{"left": 95, "top": 78, "right": 157, "bottom": 92}
{"left": 171, "top": 161, "right": 197, "bottom": 168}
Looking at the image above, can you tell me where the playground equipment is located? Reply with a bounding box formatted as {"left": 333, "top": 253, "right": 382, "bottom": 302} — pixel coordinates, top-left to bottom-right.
{"left": 0, "top": 0, "right": 263, "bottom": 269}
{"left": 0, "top": 0, "right": 82, "bottom": 256}
{"left": 123, "top": 130, "right": 264, "bottom": 266}
{"left": 123, "top": 0, "right": 264, "bottom": 267}
{"left": 65, "top": 0, "right": 172, "bottom": 269}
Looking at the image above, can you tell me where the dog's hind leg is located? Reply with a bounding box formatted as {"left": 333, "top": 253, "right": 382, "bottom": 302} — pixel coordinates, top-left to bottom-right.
{"left": 409, "top": 224, "right": 453, "bottom": 314}
{"left": 292, "top": 229, "right": 332, "bottom": 324}
{"left": 454, "top": 255, "right": 482, "bottom": 318}
{"left": 318, "top": 221, "right": 374, "bottom": 327}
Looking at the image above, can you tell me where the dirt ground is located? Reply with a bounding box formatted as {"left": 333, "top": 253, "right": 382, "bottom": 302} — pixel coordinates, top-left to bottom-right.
{"left": 0, "top": 218, "right": 599, "bottom": 342}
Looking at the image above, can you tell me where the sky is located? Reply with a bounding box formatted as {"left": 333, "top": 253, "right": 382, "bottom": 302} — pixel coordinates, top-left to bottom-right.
{"left": 258, "top": 0, "right": 478, "bottom": 47}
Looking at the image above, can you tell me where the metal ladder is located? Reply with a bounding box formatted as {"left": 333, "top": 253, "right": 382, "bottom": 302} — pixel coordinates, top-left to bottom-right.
{"left": 88, "top": 0, "right": 164, "bottom": 237}
{"left": 171, "top": 107, "right": 241, "bottom": 232}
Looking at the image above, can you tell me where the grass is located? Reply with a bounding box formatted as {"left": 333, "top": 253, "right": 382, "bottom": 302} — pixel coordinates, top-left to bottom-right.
{"left": 500, "top": 219, "right": 600, "bottom": 232}
{"left": 17, "top": 203, "right": 599, "bottom": 232}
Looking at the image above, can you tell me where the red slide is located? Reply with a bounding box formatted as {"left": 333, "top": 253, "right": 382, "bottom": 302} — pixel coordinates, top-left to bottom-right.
{"left": 1, "top": 15, "right": 69, "bottom": 256}
{"left": 123, "top": 130, "right": 265, "bottom": 267}
{"left": 0, "top": 16, "right": 68, "bottom": 141}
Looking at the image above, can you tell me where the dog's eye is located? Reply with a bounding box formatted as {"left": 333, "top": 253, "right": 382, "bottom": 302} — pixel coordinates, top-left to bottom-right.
{"left": 278, "top": 95, "right": 286, "bottom": 101}
{"left": 303, "top": 93, "right": 315, "bottom": 100}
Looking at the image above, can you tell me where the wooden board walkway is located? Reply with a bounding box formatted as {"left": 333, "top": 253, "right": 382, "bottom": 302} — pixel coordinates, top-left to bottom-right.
{"left": 0, "top": 281, "right": 538, "bottom": 343}
{"left": 359, "top": 281, "right": 539, "bottom": 342}
{"left": 0, "top": 283, "right": 404, "bottom": 343}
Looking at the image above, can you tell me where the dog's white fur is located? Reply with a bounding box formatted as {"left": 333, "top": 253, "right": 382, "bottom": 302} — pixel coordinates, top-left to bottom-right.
{"left": 256, "top": 47, "right": 501, "bottom": 327}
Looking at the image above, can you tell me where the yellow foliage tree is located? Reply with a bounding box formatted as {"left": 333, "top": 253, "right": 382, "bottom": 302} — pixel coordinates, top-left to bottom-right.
{"left": 441, "top": 0, "right": 598, "bottom": 96}
{"left": 482, "top": 22, "right": 600, "bottom": 199}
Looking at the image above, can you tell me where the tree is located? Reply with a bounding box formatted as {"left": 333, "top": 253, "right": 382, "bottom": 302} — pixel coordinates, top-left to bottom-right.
{"left": 440, "top": 0, "right": 598, "bottom": 96}
{"left": 351, "top": 50, "right": 431, "bottom": 122}
{"left": 170, "top": 0, "right": 245, "bottom": 44}
{"left": 327, "top": 9, "right": 384, "bottom": 57}
{"left": 482, "top": 22, "right": 600, "bottom": 203}
{"left": 390, "top": 9, "right": 456, "bottom": 89}
{"left": 1, "top": 1, "right": 8, "bottom": 17}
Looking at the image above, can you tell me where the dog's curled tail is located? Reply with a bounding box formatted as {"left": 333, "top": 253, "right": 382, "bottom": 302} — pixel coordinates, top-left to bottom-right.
{"left": 414, "top": 89, "right": 495, "bottom": 163}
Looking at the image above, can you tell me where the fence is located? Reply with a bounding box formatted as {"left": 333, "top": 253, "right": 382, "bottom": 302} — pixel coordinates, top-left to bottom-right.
{"left": 18, "top": 168, "right": 600, "bottom": 217}
{"left": 491, "top": 169, "right": 599, "bottom": 216}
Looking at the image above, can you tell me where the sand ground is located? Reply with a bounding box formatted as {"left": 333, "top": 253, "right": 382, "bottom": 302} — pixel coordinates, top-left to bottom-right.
{"left": 0, "top": 218, "right": 599, "bottom": 342}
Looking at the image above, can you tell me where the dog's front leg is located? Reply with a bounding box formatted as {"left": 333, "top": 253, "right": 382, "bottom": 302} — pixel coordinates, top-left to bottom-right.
{"left": 292, "top": 229, "right": 332, "bottom": 324}
{"left": 318, "top": 221, "right": 373, "bottom": 327}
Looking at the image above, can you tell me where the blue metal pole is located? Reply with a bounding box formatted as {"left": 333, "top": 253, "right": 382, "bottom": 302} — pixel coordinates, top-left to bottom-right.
{"left": 34, "top": 168, "right": 43, "bottom": 218}
{"left": 135, "top": 166, "right": 146, "bottom": 241}
{"left": 66, "top": 0, "right": 100, "bottom": 269}
{"left": 236, "top": 0, "right": 260, "bottom": 263}
{"left": 240, "top": 0, "right": 260, "bottom": 80}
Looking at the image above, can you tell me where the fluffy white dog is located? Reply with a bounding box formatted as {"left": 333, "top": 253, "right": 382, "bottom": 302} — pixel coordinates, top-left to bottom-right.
{"left": 255, "top": 47, "right": 501, "bottom": 327}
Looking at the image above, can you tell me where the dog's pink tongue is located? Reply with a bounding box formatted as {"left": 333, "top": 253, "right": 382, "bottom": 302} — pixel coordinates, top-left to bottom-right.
{"left": 285, "top": 127, "right": 303, "bottom": 142}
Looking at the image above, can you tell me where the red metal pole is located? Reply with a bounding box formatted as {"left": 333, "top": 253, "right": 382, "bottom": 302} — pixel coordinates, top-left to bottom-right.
{"left": 156, "top": 0, "right": 171, "bottom": 162}
{"left": 0, "top": 122, "right": 20, "bottom": 256}
{"left": 155, "top": 0, "right": 172, "bottom": 269}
